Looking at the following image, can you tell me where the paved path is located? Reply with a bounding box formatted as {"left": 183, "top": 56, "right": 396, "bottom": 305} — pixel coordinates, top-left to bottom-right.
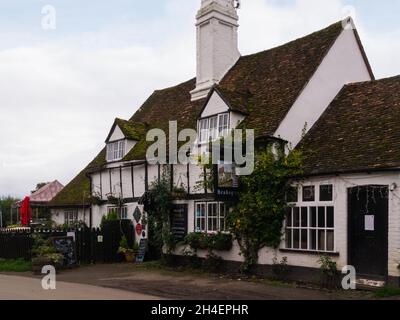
{"left": 0, "top": 274, "right": 161, "bottom": 300}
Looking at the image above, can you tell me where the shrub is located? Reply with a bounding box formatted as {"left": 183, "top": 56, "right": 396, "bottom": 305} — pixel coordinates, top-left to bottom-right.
{"left": 211, "top": 233, "right": 233, "bottom": 251}
{"left": 318, "top": 255, "right": 339, "bottom": 289}
{"left": 272, "top": 256, "right": 291, "bottom": 281}
{"left": 185, "top": 232, "right": 232, "bottom": 251}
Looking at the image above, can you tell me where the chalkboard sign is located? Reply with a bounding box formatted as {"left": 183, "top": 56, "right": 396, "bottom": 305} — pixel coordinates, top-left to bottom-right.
{"left": 136, "top": 239, "right": 148, "bottom": 263}
{"left": 52, "top": 236, "right": 77, "bottom": 267}
{"left": 170, "top": 204, "right": 188, "bottom": 241}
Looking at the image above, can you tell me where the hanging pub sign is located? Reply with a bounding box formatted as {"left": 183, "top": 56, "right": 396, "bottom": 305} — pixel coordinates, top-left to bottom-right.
{"left": 214, "top": 162, "right": 239, "bottom": 200}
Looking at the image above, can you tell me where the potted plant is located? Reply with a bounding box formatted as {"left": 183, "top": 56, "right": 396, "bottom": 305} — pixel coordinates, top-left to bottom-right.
{"left": 118, "top": 236, "right": 139, "bottom": 262}
{"left": 31, "top": 235, "right": 64, "bottom": 274}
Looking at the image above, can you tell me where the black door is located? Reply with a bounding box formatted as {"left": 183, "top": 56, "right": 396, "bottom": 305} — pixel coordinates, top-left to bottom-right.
{"left": 170, "top": 204, "right": 188, "bottom": 242}
{"left": 348, "top": 186, "right": 388, "bottom": 278}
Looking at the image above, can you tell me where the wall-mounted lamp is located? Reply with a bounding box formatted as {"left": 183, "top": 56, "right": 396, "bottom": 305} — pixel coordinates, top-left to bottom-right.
{"left": 390, "top": 183, "right": 397, "bottom": 192}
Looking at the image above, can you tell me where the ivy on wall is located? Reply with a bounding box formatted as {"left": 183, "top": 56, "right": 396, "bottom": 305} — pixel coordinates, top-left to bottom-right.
{"left": 228, "top": 146, "right": 304, "bottom": 273}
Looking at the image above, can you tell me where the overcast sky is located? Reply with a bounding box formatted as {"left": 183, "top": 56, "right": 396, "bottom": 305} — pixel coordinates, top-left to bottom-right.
{"left": 1, "top": 0, "right": 400, "bottom": 198}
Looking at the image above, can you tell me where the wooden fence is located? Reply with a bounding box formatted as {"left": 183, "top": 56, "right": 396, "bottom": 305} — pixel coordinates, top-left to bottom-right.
{"left": 0, "top": 220, "right": 135, "bottom": 264}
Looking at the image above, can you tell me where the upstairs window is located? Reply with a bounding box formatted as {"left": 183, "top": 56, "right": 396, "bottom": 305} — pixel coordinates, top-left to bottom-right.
{"left": 218, "top": 113, "right": 229, "bottom": 137}
{"left": 198, "top": 113, "right": 230, "bottom": 143}
{"left": 106, "top": 140, "right": 125, "bottom": 162}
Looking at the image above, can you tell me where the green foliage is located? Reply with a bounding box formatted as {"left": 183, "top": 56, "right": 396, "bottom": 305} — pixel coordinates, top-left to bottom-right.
{"left": 228, "top": 146, "right": 303, "bottom": 273}
{"left": 100, "top": 210, "right": 119, "bottom": 228}
{"left": 318, "top": 255, "right": 338, "bottom": 277}
{"left": 318, "top": 255, "right": 339, "bottom": 289}
{"left": 118, "top": 236, "right": 140, "bottom": 255}
{"left": 0, "top": 259, "right": 32, "bottom": 272}
{"left": 146, "top": 169, "right": 176, "bottom": 256}
{"left": 31, "top": 234, "right": 64, "bottom": 267}
{"left": 272, "top": 256, "right": 291, "bottom": 280}
{"left": 184, "top": 232, "right": 232, "bottom": 251}
{"left": 375, "top": 286, "right": 400, "bottom": 298}
{"left": 0, "top": 196, "right": 20, "bottom": 227}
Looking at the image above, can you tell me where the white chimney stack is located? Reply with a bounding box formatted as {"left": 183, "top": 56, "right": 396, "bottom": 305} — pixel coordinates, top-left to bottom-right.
{"left": 190, "top": 0, "right": 241, "bottom": 101}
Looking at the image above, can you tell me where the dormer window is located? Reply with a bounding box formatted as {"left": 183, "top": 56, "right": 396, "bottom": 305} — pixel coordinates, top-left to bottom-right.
{"left": 199, "top": 113, "right": 230, "bottom": 143}
{"left": 106, "top": 140, "right": 125, "bottom": 162}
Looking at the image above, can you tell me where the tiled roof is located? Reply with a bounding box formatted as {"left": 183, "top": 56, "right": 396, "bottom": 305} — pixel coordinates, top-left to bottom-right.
{"left": 51, "top": 21, "right": 351, "bottom": 206}
{"left": 217, "top": 21, "right": 346, "bottom": 136}
{"left": 30, "top": 180, "right": 64, "bottom": 203}
{"left": 105, "top": 118, "right": 147, "bottom": 142}
{"left": 298, "top": 76, "right": 400, "bottom": 175}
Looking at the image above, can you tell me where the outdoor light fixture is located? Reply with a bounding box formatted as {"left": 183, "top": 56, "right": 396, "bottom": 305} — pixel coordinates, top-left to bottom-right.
{"left": 390, "top": 183, "right": 398, "bottom": 192}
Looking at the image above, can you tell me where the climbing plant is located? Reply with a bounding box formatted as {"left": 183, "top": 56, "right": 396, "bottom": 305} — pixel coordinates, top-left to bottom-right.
{"left": 145, "top": 169, "right": 176, "bottom": 258}
{"left": 228, "top": 145, "right": 303, "bottom": 273}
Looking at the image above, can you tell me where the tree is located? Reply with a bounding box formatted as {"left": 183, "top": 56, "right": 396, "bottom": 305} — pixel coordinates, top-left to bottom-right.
{"left": 0, "top": 196, "right": 21, "bottom": 227}
{"left": 228, "top": 146, "right": 303, "bottom": 273}
{"left": 31, "top": 182, "right": 49, "bottom": 194}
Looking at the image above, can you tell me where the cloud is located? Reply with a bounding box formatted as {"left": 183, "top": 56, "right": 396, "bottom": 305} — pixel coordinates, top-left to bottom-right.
{"left": 0, "top": 0, "right": 399, "bottom": 197}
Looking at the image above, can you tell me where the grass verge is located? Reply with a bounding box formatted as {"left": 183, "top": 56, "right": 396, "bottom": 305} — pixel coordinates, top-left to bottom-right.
{"left": 375, "top": 286, "right": 400, "bottom": 298}
{"left": 0, "top": 259, "right": 32, "bottom": 272}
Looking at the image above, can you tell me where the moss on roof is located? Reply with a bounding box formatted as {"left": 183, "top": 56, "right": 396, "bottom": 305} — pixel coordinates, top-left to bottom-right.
{"left": 115, "top": 118, "right": 147, "bottom": 141}
{"left": 52, "top": 20, "right": 355, "bottom": 205}
{"left": 50, "top": 149, "right": 106, "bottom": 206}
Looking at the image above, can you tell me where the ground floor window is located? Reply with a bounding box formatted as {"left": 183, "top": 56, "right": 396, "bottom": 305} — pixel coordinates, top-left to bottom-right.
{"left": 107, "top": 206, "right": 128, "bottom": 220}
{"left": 285, "top": 206, "right": 335, "bottom": 252}
{"left": 195, "top": 202, "right": 228, "bottom": 233}
{"left": 64, "top": 210, "right": 78, "bottom": 225}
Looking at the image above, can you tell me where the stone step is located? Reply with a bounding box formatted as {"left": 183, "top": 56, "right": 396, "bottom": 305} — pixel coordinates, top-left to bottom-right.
{"left": 356, "top": 278, "right": 386, "bottom": 290}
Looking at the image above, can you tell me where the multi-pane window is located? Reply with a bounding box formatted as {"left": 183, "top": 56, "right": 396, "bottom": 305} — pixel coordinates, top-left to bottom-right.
{"left": 106, "top": 140, "right": 125, "bottom": 161}
{"left": 207, "top": 203, "right": 218, "bottom": 232}
{"left": 199, "top": 118, "right": 209, "bottom": 143}
{"left": 64, "top": 210, "right": 78, "bottom": 225}
{"left": 218, "top": 114, "right": 229, "bottom": 137}
{"left": 107, "top": 206, "right": 128, "bottom": 220}
{"left": 285, "top": 184, "right": 335, "bottom": 253}
{"left": 286, "top": 206, "right": 335, "bottom": 252}
{"left": 195, "top": 202, "right": 228, "bottom": 233}
{"left": 198, "top": 113, "right": 230, "bottom": 143}
{"left": 195, "top": 203, "right": 207, "bottom": 232}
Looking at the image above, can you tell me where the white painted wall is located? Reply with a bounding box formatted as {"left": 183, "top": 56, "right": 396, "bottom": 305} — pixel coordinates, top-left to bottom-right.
{"left": 175, "top": 172, "right": 400, "bottom": 278}
{"left": 274, "top": 27, "right": 372, "bottom": 148}
{"left": 109, "top": 125, "right": 125, "bottom": 142}
{"left": 230, "top": 111, "right": 245, "bottom": 129}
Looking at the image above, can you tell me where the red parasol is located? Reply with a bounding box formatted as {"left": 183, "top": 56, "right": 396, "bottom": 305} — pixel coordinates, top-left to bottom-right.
{"left": 20, "top": 196, "right": 32, "bottom": 226}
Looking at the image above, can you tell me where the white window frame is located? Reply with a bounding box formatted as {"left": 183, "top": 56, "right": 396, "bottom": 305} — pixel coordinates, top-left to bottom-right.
{"left": 285, "top": 184, "right": 335, "bottom": 253}
{"left": 195, "top": 202, "right": 228, "bottom": 233}
{"left": 198, "top": 113, "right": 230, "bottom": 143}
{"left": 106, "top": 140, "right": 125, "bottom": 162}
{"left": 218, "top": 113, "right": 229, "bottom": 137}
{"left": 64, "top": 210, "right": 78, "bottom": 225}
{"left": 107, "top": 206, "right": 128, "bottom": 220}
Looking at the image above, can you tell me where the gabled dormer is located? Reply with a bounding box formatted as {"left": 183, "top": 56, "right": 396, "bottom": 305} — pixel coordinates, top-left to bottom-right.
{"left": 105, "top": 118, "right": 145, "bottom": 162}
{"left": 197, "top": 87, "right": 248, "bottom": 143}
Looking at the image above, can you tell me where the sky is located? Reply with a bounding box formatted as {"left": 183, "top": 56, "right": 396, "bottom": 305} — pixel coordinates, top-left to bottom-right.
{"left": 1, "top": 0, "right": 400, "bottom": 198}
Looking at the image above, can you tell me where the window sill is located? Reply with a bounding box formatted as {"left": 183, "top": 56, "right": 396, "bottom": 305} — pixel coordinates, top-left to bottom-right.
{"left": 279, "top": 248, "right": 340, "bottom": 256}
